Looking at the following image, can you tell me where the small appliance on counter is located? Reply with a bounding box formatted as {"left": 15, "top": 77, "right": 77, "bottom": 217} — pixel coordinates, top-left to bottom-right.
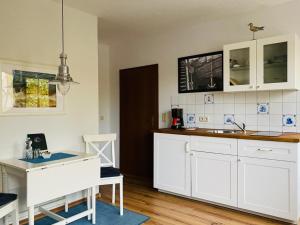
{"left": 171, "top": 107, "right": 184, "bottom": 129}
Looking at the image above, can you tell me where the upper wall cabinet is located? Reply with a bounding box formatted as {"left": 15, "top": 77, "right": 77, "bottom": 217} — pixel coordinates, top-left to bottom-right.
{"left": 223, "top": 34, "right": 300, "bottom": 92}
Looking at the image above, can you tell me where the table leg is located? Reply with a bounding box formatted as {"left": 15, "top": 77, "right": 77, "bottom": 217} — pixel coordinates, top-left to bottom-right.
{"left": 87, "top": 188, "right": 91, "bottom": 220}
{"left": 91, "top": 186, "right": 96, "bottom": 224}
{"left": 28, "top": 206, "right": 34, "bottom": 225}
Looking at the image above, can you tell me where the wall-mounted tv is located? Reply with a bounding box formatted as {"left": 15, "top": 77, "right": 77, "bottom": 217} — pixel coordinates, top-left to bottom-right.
{"left": 178, "top": 51, "right": 223, "bottom": 93}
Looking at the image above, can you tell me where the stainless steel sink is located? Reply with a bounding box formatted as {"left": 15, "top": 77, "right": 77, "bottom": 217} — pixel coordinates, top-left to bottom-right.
{"left": 207, "top": 129, "right": 242, "bottom": 134}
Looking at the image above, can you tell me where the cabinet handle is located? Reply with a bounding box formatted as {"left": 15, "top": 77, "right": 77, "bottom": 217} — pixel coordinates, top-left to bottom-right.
{"left": 190, "top": 152, "right": 194, "bottom": 156}
{"left": 257, "top": 148, "right": 272, "bottom": 152}
{"left": 256, "top": 85, "right": 260, "bottom": 89}
{"left": 237, "top": 159, "right": 241, "bottom": 162}
{"left": 249, "top": 85, "right": 253, "bottom": 89}
{"left": 185, "top": 142, "right": 190, "bottom": 153}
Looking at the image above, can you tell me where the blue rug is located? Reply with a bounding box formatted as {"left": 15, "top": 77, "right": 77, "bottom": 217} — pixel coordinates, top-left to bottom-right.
{"left": 32, "top": 201, "right": 149, "bottom": 225}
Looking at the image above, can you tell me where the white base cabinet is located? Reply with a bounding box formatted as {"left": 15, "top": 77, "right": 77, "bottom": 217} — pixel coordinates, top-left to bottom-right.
{"left": 238, "top": 156, "right": 297, "bottom": 220}
{"left": 191, "top": 152, "right": 237, "bottom": 207}
{"left": 154, "top": 133, "right": 191, "bottom": 196}
{"left": 154, "top": 133, "right": 300, "bottom": 223}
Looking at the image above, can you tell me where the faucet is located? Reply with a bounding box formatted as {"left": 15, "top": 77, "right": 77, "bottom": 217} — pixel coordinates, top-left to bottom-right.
{"left": 231, "top": 121, "right": 246, "bottom": 134}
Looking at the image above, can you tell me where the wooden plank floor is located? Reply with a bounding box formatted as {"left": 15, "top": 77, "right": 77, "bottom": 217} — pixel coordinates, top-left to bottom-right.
{"left": 100, "top": 183, "right": 293, "bottom": 225}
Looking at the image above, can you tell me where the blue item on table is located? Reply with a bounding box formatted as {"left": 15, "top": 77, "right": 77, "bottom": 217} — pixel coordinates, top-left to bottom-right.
{"left": 20, "top": 152, "right": 77, "bottom": 164}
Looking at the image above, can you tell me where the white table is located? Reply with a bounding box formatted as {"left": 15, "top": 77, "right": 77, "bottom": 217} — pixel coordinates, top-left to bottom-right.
{"left": 0, "top": 151, "right": 100, "bottom": 225}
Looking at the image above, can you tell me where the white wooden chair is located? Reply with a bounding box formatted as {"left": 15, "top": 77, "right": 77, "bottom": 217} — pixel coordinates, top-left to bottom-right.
{"left": 83, "top": 134, "right": 123, "bottom": 216}
{"left": 0, "top": 193, "right": 18, "bottom": 225}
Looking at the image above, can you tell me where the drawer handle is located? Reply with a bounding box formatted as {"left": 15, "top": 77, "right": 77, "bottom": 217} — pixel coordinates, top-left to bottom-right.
{"left": 257, "top": 148, "right": 272, "bottom": 152}
{"left": 185, "top": 142, "right": 190, "bottom": 153}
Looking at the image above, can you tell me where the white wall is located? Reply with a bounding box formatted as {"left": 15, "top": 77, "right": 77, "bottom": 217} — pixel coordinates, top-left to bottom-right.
{"left": 99, "top": 43, "right": 112, "bottom": 133}
{"left": 0, "top": 0, "right": 99, "bottom": 218}
{"left": 107, "top": 0, "right": 300, "bottom": 166}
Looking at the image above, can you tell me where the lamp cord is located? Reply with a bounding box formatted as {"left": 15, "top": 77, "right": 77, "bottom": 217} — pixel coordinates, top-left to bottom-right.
{"left": 62, "top": 0, "right": 65, "bottom": 54}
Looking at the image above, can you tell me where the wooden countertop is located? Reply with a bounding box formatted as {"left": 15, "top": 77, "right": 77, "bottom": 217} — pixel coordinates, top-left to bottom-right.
{"left": 153, "top": 128, "right": 300, "bottom": 143}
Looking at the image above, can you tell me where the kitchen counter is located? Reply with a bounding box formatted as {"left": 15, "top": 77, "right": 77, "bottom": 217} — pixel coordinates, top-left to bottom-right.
{"left": 153, "top": 128, "right": 300, "bottom": 143}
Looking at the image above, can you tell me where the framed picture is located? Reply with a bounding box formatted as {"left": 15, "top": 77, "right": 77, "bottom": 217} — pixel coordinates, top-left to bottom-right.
{"left": 178, "top": 51, "right": 223, "bottom": 93}
{"left": 0, "top": 60, "right": 64, "bottom": 116}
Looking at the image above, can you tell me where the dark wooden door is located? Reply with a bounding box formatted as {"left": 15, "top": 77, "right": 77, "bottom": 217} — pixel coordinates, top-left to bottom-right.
{"left": 120, "top": 64, "right": 158, "bottom": 185}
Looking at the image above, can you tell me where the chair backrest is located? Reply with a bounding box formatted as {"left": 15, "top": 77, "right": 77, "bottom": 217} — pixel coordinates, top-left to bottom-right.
{"left": 83, "top": 134, "right": 116, "bottom": 167}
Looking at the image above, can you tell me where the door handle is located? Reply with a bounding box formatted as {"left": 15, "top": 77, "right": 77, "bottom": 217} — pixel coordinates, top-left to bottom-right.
{"left": 185, "top": 142, "right": 190, "bottom": 153}
{"left": 257, "top": 148, "right": 272, "bottom": 152}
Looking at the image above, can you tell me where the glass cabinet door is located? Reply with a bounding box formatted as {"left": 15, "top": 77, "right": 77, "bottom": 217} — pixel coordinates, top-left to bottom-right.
{"left": 257, "top": 34, "right": 296, "bottom": 90}
{"left": 229, "top": 48, "right": 250, "bottom": 86}
{"left": 263, "top": 42, "right": 287, "bottom": 84}
{"left": 224, "top": 40, "right": 256, "bottom": 92}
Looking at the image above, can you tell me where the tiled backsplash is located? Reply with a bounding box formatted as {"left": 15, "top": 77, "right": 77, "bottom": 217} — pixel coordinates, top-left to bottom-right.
{"left": 170, "top": 90, "right": 300, "bottom": 132}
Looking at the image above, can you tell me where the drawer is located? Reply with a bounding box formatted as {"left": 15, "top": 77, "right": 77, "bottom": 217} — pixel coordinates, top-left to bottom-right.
{"left": 190, "top": 136, "right": 237, "bottom": 155}
{"left": 238, "top": 140, "right": 298, "bottom": 162}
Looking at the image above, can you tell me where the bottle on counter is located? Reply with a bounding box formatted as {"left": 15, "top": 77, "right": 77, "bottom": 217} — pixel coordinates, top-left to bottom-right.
{"left": 25, "top": 138, "right": 33, "bottom": 159}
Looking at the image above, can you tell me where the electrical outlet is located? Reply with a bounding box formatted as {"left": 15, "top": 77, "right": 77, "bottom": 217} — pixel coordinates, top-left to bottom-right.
{"left": 199, "top": 116, "right": 208, "bottom": 122}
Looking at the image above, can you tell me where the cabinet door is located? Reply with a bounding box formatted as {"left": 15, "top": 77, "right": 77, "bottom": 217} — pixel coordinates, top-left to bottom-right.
{"left": 257, "top": 34, "right": 297, "bottom": 90}
{"left": 224, "top": 40, "right": 257, "bottom": 92}
{"left": 154, "top": 133, "right": 191, "bottom": 196}
{"left": 191, "top": 152, "right": 238, "bottom": 207}
{"left": 238, "top": 157, "right": 297, "bottom": 220}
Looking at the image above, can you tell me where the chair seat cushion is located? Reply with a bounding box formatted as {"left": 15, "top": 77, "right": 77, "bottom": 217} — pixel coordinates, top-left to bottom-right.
{"left": 0, "top": 193, "right": 17, "bottom": 207}
{"left": 101, "top": 167, "right": 121, "bottom": 178}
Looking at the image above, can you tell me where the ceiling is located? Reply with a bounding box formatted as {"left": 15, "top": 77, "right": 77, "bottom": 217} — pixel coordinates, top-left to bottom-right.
{"left": 60, "top": 0, "right": 295, "bottom": 42}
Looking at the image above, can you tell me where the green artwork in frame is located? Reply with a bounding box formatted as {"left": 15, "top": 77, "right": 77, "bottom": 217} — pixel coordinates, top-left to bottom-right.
{"left": 0, "top": 61, "right": 65, "bottom": 115}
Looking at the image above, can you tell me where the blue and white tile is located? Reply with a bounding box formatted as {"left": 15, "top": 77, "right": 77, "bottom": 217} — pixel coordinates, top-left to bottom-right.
{"left": 245, "top": 92, "right": 257, "bottom": 103}
{"left": 186, "top": 113, "right": 196, "bottom": 127}
{"left": 234, "top": 92, "right": 246, "bottom": 103}
{"left": 283, "top": 102, "right": 297, "bottom": 115}
{"left": 257, "top": 91, "right": 270, "bottom": 103}
{"left": 204, "top": 93, "right": 214, "bottom": 104}
{"left": 283, "top": 114, "right": 296, "bottom": 127}
{"left": 223, "top": 93, "right": 234, "bottom": 103}
{"left": 224, "top": 114, "right": 234, "bottom": 125}
{"left": 204, "top": 104, "right": 214, "bottom": 114}
{"left": 270, "top": 90, "right": 283, "bottom": 103}
{"left": 195, "top": 93, "right": 205, "bottom": 104}
{"left": 257, "top": 103, "right": 269, "bottom": 114}
{"left": 245, "top": 103, "right": 257, "bottom": 114}
{"left": 269, "top": 102, "right": 282, "bottom": 115}
{"left": 283, "top": 90, "right": 297, "bottom": 103}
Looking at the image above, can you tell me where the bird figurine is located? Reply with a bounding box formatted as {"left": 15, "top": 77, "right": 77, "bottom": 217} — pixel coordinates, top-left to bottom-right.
{"left": 248, "top": 23, "right": 264, "bottom": 40}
